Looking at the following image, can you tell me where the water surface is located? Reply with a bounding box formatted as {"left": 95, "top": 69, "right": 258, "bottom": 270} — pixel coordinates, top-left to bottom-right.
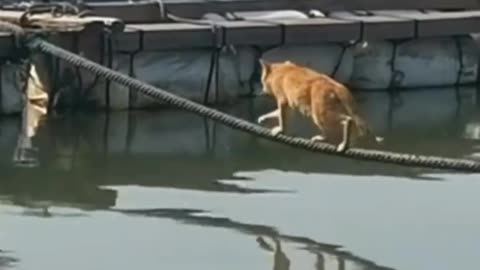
{"left": 1, "top": 87, "right": 480, "bottom": 270}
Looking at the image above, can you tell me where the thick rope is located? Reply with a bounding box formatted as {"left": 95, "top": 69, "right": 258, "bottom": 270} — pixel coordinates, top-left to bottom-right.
{"left": 1, "top": 20, "right": 480, "bottom": 172}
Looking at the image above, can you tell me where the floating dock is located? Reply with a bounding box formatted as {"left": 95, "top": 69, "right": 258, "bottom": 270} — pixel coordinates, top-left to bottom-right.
{"left": 0, "top": 0, "right": 480, "bottom": 114}
{"left": 1, "top": 1, "right": 480, "bottom": 50}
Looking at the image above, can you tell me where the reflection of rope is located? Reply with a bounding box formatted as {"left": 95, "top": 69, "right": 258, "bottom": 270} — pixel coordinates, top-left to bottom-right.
{"left": 125, "top": 111, "right": 136, "bottom": 155}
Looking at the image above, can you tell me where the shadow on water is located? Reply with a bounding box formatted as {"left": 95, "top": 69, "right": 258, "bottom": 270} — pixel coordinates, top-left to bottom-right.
{"left": 1, "top": 87, "right": 480, "bottom": 270}
{"left": 115, "top": 207, "right": 394, "bottom": 270}
{"left": 1, "top": 87, "right": 480, "bottom": 209}
{"left": 0, "top": 250, "right": 17, "bottom": 270}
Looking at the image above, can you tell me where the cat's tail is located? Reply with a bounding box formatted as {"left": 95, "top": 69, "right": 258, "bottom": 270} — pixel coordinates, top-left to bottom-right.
{"left": 334, "top": 86, "right": 383, "bottom": 144}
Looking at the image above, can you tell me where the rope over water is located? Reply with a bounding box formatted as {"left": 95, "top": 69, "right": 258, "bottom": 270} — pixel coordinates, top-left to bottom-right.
{"left": 1, "top": 20, "right": 480, "bottom": 173}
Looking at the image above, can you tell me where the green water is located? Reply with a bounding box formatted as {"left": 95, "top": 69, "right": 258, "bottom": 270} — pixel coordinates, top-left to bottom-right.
{"left": 1, "top": 88, "right": 480, "bottom": 270}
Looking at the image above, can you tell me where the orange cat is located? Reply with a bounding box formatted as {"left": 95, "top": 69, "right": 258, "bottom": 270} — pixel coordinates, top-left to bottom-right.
{"left": 257, "top": 59, "right": 383, "bottom": 152}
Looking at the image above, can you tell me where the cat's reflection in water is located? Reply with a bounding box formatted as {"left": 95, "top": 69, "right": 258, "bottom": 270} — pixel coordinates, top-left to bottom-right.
{"left": 256, "top": 237, "right": 333, "bottom": 270}
{"left": 257, "top": 236, "right": 290, "bottom": 270}
{"left": 315, "top": 253, "right": 325, "bottom": 270}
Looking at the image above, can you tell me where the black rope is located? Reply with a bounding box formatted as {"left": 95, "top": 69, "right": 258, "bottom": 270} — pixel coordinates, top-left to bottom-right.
{"left": 327, "top": 12, "right": 366, "bottom": 80}
{"left": 25, "top": 37, "right": 480, "bottom": 173}
{"left": 453, "top": 35, "right": 465, "bottom": 87}
{"left": 453, "top": 36, "right": 466, "bottom": 107}
{"left": 388, "top": 40, "right": 400, "bottom": 90}
{"left": 330, "top": 43, "right": 347, "bottom": 79}
{"left": 204, "top": 45, "right": 220, "bottom": 104}
{"left": 387, "top": 40, "right": 404, "bottom": 107}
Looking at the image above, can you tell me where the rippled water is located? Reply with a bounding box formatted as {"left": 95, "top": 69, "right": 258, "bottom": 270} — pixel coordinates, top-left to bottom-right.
{"left": 1, "top": 87, "right": 480, "bottom": 270}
